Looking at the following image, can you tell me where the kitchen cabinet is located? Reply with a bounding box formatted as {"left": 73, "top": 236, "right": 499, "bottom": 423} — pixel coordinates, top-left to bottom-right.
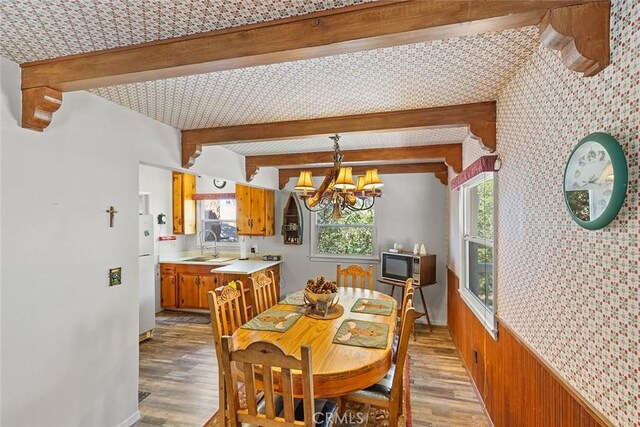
{"left": 172, "top": 171, "right": 196, "bottom": 235}
{"left": 198, "top": 275, "right": 221, "bottom": 309}
{"left": 236, "top": 184, "right": 275, "bottom": 236}
{"left": 178, "top": 274, "right": 201, "bottom": 308}
{"left": 160, "top": 262, "right": 281, "bottom": 319}
{"left": 178, "top": 273, "right": 222, "bottom": 309}
{"left": 160, "top": 265, "right": 177, "bottom": 308}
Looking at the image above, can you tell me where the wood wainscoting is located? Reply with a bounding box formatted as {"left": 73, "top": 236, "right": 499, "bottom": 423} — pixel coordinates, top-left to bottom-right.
{"left": 447, "top": 267, "right": 612, "bottom": 427}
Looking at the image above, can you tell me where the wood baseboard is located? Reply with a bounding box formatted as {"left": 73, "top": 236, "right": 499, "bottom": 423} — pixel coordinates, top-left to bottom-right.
{"left": 139, "top": 330, "right": 153, "bottom": 342}
{"left": 446, "top": 267, "right": 612, "bottom": 427}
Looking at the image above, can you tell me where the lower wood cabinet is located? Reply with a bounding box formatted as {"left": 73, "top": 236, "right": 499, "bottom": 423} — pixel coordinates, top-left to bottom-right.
{"left": 160, "top": 262, "right": 281, "bottom": 318}
{"left": 177, "top": 273, "right": 222, "bottom": 309}
{"left": 160, "top": 265, "right": 177, "bottom": 308}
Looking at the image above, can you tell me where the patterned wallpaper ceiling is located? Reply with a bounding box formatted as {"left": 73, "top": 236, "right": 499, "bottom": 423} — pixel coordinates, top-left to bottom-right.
{"left": 0, "top": 1, "right": 538, "bottom": 157}
{"left": 88, "top": 26, "right": 539, "bottom": 131}
{"left": 0, "top": 0, "right": 373, "bottom": 63}
{"left": 222, "top": 127, "right": 469, "bottom": 156}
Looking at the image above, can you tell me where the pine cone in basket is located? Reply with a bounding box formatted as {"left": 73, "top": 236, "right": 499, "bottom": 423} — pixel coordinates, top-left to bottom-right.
{"left": 305, "top": 276, "right": 338, "bottom": 294}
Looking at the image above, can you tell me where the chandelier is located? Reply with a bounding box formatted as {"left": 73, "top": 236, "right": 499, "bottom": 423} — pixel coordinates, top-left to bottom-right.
{"left": 294, "top": 134, "right": 383, "bottom": 219}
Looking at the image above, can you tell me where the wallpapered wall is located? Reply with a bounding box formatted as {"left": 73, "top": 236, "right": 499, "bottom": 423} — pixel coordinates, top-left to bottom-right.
{"left": 450, "top": 1, "right": 638, "bottom": 425}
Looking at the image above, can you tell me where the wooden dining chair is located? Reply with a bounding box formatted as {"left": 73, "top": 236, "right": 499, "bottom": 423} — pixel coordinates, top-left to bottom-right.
{"left": 250, "top": 270, "right": 278, "bottom": 315}
{"left": 342, "top": 301, "right": 418, "bottom": 426}
{"left": 400, "top": 278, "right": 416, "bottom": 341}
{"left": 336, "top": 264, "right": 374, "bottom": 291}
{"left": 221, "top": 337, "right": 338, "bottom": 427}
{"left": 207, "top": 282, "right": 249, "bottom": 426}
{"left": 394, "top": 279, "right": 414, "bottom": 361}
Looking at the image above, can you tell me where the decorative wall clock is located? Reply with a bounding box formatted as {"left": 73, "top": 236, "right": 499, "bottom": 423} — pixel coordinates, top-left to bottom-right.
{"left": 563, "top": 132, "right": 628, "bottom": 230}
{"left": 213, "top": 179, "right": 227, "bottom": 189}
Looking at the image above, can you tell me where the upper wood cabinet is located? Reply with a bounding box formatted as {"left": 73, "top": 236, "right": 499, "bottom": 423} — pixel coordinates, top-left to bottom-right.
{"left": 172, "top": 171, "right": 196, "bottom": 235}
{"left": 236, "top": 183, "right": 275, "bottom": 236}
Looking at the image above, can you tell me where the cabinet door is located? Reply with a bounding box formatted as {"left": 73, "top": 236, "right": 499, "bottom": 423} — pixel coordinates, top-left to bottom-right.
{"left": 198, "top": 275, "right": 220, "bottom": 309}
{"left": 160, "top": 274, "right": 177, "bottom": 308}
{"left": 172, "top": 172, "right": 184, "bottom": 234}
{"left": 250, "top": 187, "right": 266, "bottom": 234}
{"left": 182, "top": 173, "right": 197, "bottom": 235}
{"left": 178, "top": 274, "right": 200, "bottom": 308}
{"left": 172, "top": 172, "right": 197, "bottom": 235}
{"left": 263, "top": 189, "right": 275, "bottom": 236}
{"left": 236, "top": 184, "right": 253, "bottom": 235}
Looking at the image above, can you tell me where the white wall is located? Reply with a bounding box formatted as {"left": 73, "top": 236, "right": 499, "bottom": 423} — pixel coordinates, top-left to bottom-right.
{"left": 0, "top": 57, "right": 177, "bottom": 427}
{"left": 257, "top": 173, "right": 449, "bottom": 325}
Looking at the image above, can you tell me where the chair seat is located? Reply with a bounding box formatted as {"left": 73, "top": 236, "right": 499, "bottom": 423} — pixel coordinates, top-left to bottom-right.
{"left": 249, "top": 396, "right": 337, "bottom": 426}
{"left": 343, "top": 365, "right": 396, "bottom": 407}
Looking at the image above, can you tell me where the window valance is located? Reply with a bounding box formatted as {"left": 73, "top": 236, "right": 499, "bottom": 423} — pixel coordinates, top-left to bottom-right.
{"left": 193, "top": 193, "right": 236, "bottom": 200}
{"left": 450, "top": 155, "right": 500, "bottom": 191}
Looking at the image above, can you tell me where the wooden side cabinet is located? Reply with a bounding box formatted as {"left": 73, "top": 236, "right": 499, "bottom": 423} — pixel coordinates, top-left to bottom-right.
{"left": 160, "top": 265, "right": 177, "bottom": 308}
{"left": 172, "top": 171, "right": 196, "bottom": 235}
{"left": 236, "top": 183, "right": 275, "bottom": 236}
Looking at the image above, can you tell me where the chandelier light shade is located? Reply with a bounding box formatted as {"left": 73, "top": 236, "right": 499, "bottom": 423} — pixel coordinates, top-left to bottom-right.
{"left": 335, "top": 167, "right": 355, "bottom": 190}
{"left": 363, "top": 168, "right": 384, "bottom": 190}
{"left": 355, "top": 175, "right": 366, "bottom": 193}
{"left": 294, "top": 170, "right": 316, "bottom": 194}
{"left": 294, "top": 134, "right": 382, "bottom": 218}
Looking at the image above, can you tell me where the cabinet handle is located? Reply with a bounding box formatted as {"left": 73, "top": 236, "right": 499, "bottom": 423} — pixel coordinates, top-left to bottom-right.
{"left": 196, "top": 277, "right": 200, "bottom": 286}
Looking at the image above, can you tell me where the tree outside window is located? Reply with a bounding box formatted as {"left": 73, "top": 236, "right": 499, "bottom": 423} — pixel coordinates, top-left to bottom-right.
{"left": 314, "top": 208, "right": 375, "bottom": 257}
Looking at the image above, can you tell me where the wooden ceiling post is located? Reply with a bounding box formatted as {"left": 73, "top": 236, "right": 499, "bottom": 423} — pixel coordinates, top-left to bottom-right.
{"left": 182, "top": 102, "right": 494, "bottom": 168}
{"left": 246, "top": 143, "right": 462, "bottom": 182}
{"left": 21, "top": 87, "right": 62, "bottom": 132}
{"left": 539, "top": 2, "right": 610, "bottom": 76}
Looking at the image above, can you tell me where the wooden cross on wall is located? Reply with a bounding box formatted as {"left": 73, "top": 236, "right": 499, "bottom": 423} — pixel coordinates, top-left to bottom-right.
{"left": 106, "top": 206, "right": 118, "bottom": 227}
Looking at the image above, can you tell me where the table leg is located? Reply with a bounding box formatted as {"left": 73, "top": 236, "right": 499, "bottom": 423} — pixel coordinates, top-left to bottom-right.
{"left": 419, "top": 287, "right": 433, "bottom": 332}
{"left": 389, "top": 283, "right": 396, "bottom": 297}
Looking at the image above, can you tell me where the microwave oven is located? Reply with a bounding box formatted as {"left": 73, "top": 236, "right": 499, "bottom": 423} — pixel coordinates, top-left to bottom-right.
{"left": 380, "top": 251, "right": 436, "bottom": 286}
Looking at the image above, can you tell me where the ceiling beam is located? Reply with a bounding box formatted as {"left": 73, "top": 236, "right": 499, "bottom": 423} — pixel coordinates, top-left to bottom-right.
{"left": 278, "top": 162, "right": 449, "bottom": 189}
{"left": 20, "top": 0, "right": 609, "bottom": 131}
{"left": 182, "top": 102, "right": 495, "bottom": 168}
{"left": 246, "top": 143, "right": 462, "bottom": 182}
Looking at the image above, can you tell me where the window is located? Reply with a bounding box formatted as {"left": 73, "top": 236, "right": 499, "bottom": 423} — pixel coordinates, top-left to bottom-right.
{"left": 460, "top": 172, "right": 497, "bottom": 338}
{"left": 311, "top": 208, "right": 376, "bottom": 259}
{"left": 200, "top": 199, "right": 238, "bottom": 243}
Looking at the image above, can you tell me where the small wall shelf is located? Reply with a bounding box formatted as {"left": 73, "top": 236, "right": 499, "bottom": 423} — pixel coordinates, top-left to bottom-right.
{"left": 282, "top": 193, "right": 303, "bottom": 245}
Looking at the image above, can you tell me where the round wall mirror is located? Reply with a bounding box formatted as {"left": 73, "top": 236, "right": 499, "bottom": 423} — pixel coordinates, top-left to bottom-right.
{"left": 563, "top": 132, "right": 628, "bottom": 230}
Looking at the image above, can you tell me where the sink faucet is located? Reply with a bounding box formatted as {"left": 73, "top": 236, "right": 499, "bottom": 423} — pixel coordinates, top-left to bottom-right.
{"left": 198, "top": 229, "right": 218, "bottom": 257}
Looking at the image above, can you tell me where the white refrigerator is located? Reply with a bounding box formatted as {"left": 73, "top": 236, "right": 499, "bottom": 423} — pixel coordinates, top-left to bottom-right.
{"left": 139, "top": 214, "right": 155, "bottom": 336}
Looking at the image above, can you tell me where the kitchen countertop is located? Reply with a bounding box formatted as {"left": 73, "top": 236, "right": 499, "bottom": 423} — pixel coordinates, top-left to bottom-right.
{"left": 212, "top": 260, "right": 282, "bottom": 275}
{"left": 159, "top": 252, "right": 282, "bottom": 274}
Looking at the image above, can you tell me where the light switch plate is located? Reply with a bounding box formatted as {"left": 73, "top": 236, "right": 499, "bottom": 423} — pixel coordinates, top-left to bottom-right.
{"left": 109, "top": 267, "right": 122, "bottom": 286}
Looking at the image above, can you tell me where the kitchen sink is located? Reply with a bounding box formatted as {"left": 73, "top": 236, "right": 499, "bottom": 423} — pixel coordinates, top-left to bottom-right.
{"left": 184, "top": 256, "right": 218, "bottom": 262}
{"left": 183, "top": 256, "right": 236, "bottom": 263}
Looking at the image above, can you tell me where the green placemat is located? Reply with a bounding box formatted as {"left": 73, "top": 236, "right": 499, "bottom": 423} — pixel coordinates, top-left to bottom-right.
{"left": 333, "top": 319, "right": 389, "bottom": 349}
{"left": 241, "top": 309, "right": 302, "bottom": 332}
{"left": 279, "top": 291, "right": 306, "bottom": 306}
{"left": 351, "top": 298, "right": 394, "bottom": 316}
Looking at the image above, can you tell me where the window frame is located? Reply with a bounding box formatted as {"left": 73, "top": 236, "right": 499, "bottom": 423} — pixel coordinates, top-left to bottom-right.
{"left": 309, "top": 207, "right": 379, "bottom": 262}
{"left": 199, "top": 199, "right": 239, "bottom": 245}
{"left": 459, "top": 171, "right": 498, "bottom": 339}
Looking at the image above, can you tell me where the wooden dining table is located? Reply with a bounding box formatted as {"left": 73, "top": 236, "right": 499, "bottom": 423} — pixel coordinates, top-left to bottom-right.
{"left": 231, "top": 288, "right": 397, "bottom": 398}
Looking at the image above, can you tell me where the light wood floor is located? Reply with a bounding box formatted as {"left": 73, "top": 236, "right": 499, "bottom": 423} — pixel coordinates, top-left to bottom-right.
{"left": 134, "top": 311, "right": 488, "bottom": 427}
